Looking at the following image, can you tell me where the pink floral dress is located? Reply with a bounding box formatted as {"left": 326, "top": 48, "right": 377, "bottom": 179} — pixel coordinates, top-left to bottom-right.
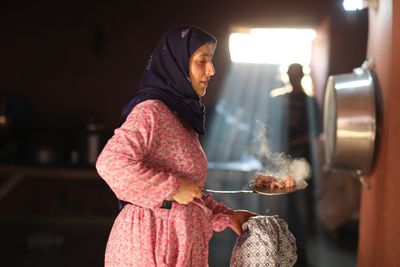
{"left": 96, "top": 100, "right": 233, "bottom": 267}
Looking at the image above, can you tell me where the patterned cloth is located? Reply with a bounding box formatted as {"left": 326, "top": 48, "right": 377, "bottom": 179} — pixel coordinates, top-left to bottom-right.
{"left": 96, "top": 100, "right": 233, "bottom": 267}
{"left": 230, "top": 215, "right": 297, "bottom": 267}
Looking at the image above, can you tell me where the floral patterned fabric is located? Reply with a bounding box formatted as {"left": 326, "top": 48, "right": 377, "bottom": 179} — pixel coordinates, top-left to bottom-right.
{"left": 96, "top": 100, "right": 233, "bottom": 267}
{"left": 230, "top": 215, "right": 297, "bottom": 267}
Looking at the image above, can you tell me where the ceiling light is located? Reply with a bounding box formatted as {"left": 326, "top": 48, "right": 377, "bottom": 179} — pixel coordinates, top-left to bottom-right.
{"left": 343, "top": 0, "right": 378, "bottom": 11}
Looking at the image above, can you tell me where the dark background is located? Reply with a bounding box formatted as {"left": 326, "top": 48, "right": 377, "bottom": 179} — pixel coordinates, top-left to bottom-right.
{"left": 0, "top": 0, "right": 367, "bottom": 129}
{"left": 0, "top": 0, "right": 368, "bottom": 266}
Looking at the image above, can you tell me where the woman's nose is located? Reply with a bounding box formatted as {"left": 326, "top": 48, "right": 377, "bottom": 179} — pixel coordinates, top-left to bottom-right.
{"left": 207, "top": 63, "right": 216, "bottom": 76}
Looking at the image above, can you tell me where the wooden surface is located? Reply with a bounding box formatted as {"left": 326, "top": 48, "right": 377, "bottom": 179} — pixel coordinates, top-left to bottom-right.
{"left": 358, "top": 0, "right": 400, "bottom": 266}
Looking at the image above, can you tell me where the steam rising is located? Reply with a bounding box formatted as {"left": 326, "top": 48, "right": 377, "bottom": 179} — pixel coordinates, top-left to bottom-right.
{"left": 252, "top": 121, "right": 311, "bottom": 182}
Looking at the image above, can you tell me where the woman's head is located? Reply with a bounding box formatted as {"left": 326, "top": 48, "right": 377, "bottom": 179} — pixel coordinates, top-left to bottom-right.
{"left": 140, "top": 25, "right": 217, "bottom": 98}
{"left": 189, "top": 42, "right": 216, "bottom": 97}
{"left": 122, "top": 26, "right": 216, "bottom": 135}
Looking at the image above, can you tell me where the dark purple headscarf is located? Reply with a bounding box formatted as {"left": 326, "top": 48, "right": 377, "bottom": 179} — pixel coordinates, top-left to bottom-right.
{"left": 119, "top": 25, "right": 217, "bottom": 135}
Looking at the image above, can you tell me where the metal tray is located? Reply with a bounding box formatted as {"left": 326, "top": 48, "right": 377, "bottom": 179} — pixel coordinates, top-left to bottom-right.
{"left": 205, "top": 180, "right": 308, "bottom": 196}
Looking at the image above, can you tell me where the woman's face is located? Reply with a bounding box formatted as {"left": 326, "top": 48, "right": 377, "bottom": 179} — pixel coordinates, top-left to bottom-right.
{"left": 189, "top": 42, "right": 216, "bottom": 97}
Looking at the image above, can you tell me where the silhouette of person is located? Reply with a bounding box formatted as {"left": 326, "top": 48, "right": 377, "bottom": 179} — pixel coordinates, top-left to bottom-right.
{"left": 272, "top": 63, "right": 320, "bottom": 267}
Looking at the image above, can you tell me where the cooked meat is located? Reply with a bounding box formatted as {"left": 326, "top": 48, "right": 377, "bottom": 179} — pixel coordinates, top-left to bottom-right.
{"left": 255, "top": 175, "right": 276, "bottom": 188}
{"left": 284, "top": 175, "right": 296, "bottom": 188}
{"left": 255, "top": 174, "right": 296, "bottom": 189}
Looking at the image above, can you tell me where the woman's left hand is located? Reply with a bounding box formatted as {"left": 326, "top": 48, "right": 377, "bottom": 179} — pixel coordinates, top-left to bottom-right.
{"left": 229, "top": 210, "right": 258, "bottom": 236}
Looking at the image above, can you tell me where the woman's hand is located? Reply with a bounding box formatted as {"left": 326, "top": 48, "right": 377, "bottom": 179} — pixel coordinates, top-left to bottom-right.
{"left": 229, "top": 210, "right": 258, "bottom": 236}
{"left": 171, "top": 178, "right": 203, "bottom": 205}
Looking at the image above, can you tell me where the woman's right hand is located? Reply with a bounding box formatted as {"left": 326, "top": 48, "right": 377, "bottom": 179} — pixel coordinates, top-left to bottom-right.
{"left": 171, "top": 178, "right": 203, "bottom": 205}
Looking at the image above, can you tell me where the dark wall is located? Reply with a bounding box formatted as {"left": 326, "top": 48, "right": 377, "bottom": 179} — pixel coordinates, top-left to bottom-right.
{"left": 328, "top": 7, "right": 369, "bottom": 75}
{"left": 1, "top": 0, "right": 366, "bottom": 130}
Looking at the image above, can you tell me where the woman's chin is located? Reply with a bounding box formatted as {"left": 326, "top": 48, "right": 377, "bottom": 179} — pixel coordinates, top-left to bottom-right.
{"left": 194, "top": 87, "right": 207, "bottom": 97}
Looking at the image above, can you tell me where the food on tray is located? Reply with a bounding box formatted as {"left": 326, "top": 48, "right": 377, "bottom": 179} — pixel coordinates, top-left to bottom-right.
{"left": 255, "top": 174, "right": 296, "bottom": 189}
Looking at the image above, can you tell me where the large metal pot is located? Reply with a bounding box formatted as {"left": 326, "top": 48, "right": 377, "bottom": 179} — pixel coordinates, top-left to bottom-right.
{"left": 323, "top": 62, "right": 377, "bottom": 175}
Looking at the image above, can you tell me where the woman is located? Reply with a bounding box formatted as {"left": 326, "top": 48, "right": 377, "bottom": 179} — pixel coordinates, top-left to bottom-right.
{"left": 96, "top": 25, "right": 256, "bottom": 267}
